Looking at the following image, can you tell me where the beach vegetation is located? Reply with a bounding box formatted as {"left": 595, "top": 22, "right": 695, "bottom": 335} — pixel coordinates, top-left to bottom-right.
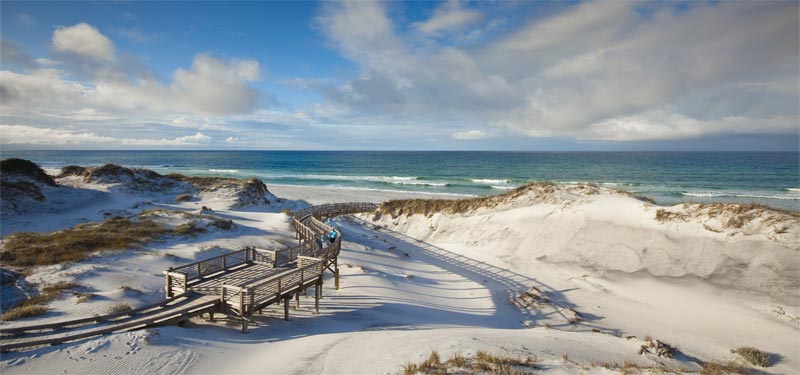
{"left": 59, "top": 165, "right": 87, "bottom": 177}
{"left": 380, "top": 182, "right": 557, "bottom": 217}
{"left": 0, "top": 305, "right": 48, "bottom": 321}
{"left": 399, "top": 351, "right": 536, "bottom": 374}
{"left": 1, "top": 281, "right": 78, "bottom": 321}
{"left": 165, "top": 174, "right": 237, "bottom": 188}
{"left": 175, "top": 194, "right": 192, "bottom": 202}
{"left": 212, "top": 218, "right": 234, "bottom": 230}
{"left": 106, "top": 303, "right": 133, "bottom": 314}
{"left": 699, "top": 360, "right": 748, "bottom": 374}
{"left": 733, "top": 346, "right": 771, "bottom": 367}
{"left": 174, "top": 221, "right": 207, "bottom": 236}
{"left": 0, "top": 217, "right": 170, "bottom": 267}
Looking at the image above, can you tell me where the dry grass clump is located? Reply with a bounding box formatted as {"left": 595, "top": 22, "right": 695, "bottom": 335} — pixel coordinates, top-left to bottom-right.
{"left": 0, "top": 305, "right": 48, "bottom": 321}
{"left": 175, "top": 194, "right": 192, "bottom": 202}
{"left": 400, "top": 351, "right": 536, "bottom": 375}
{"left": 174, "top": 221, "right": 207, "bottom": 236}
{"left": 656, "top": 203, "right": 799, "bottom": 235}
{"left": 655, "top": 209, "right": 688, "bottom": 222}
{"left": 699, "top": 360, "right": 748, "bottom": 375}
{"left": 733, "top": 346, "right": 771, "bottom": 367}
{"left": 0, "top": 217, "right": 170, "bottom": 267}
{"left": 165, "top": 174, "right": 238, "bottom": 189}
{"left": 212, "top": 218, "right": 234, "bottom": 230}
{"left": 106, "top": 303, "right": 133, "bottom": 314}
{"left": 0, "top": 281, "right": 78, "bottom": 321}
{"left": 381, "top": 182, "right": 556, "bottom": 218}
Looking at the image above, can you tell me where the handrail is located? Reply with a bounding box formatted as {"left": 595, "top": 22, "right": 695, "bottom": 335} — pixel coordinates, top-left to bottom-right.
{"left": 0, "top": 292, "right": 192, "bottom": 335}
{"left": 221, "top": 256, "right": 325, "bottom": 316}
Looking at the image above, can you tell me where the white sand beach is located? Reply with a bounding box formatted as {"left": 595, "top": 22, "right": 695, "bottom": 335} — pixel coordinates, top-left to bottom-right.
{"left": 1, "top": 164, "right": 798, "bottom": 374}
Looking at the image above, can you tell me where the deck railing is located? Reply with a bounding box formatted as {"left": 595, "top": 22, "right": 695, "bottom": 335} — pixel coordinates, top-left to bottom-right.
{"left": 164, "top": 247, "right": 277, "bottom": 297}
{"left": 221, "top": 256, "right": 325, "bottom": 317}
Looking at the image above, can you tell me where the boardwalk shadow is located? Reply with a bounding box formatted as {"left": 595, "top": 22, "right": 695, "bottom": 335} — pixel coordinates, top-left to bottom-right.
{"left": 338, "top": 216, "right": 610, "bottom": 332}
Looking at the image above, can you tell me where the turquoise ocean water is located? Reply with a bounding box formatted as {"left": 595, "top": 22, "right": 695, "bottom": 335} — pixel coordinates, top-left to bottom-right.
{"left": 2, "top": 151, "right": 798, "bottom": 211}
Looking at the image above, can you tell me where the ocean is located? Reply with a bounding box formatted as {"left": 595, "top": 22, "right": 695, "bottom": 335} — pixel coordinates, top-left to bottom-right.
{"left": 2, "top": 151, "right": 798, "bottom": 211}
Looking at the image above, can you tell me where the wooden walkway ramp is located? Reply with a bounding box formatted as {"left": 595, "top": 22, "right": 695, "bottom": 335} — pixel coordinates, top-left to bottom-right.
{"left": 0, "top": 202, "right": 378, "bottom": 352}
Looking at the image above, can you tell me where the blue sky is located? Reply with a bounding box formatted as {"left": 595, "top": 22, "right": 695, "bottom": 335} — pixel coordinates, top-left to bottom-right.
{"left": 1, "top": 1, "right": 798, "bottom": 151}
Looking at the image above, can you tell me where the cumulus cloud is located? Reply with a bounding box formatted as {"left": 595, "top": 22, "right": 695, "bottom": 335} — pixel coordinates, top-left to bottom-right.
{"left": 52, "top": 23, "right": 114, "bottom": 60}
{"left": 315, "top": 1, "right": 799, "bottom": 142}
{"left": 0, "top": 53, "right": 261, "bottom": 117}
{"left": 452, "top": 129, "right": 488, "bottom": 140}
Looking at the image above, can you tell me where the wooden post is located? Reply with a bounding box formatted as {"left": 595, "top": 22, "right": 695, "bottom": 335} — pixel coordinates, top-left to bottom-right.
{"left": 335, "top": 259, "right": 340, "bottom": 290}
{"left": 241, "top": 314, "right": 248, "bottom": 333}
{"left": 165, "top": 273, "right": 172, "bottom": 298}
{"left": 315, "top": 282, "right": 320, "bottom": 314}
{"left": 284, "top": 296, "right": 291, "bottom": 321}
{"left": 295, "top": 292, "right": 300, "bottom": 309}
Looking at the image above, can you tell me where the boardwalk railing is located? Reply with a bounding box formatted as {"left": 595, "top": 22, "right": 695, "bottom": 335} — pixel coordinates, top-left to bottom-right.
{"left": 164, "top": 247, "right": 278, "bottom": 297}
{"left": 221, "top": 256, "right": 326, "bottom": 332}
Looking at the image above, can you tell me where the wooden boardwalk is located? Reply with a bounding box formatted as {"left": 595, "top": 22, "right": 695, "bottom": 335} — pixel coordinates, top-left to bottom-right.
{"left": 0, "top": 202, "right": 378, "bottom": 352}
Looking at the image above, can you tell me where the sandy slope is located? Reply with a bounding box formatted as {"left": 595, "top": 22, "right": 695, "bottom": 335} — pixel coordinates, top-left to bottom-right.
{"left": 1, "top": 174, "right": 798, "bottom": 374}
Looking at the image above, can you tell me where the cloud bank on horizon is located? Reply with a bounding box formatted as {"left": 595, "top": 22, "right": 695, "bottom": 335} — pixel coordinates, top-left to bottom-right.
{"left": 0, "top": 1, "right": 798, "bottom": 150}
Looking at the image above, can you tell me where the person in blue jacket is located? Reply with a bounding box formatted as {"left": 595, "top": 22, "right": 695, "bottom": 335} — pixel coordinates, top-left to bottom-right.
{"left": 327, "top": 230, "right": 338, "bottom": 244}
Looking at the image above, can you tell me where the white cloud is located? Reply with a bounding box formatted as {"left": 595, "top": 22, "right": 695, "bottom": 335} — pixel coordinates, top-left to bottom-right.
{"left": 314, "top": 1, "right": 799, "bottom": 142}
{"left": 452, "top": 129, "right": 487, "bottom": 140}
{"left": 1, "top": 53, "right": 261, "bottom": 117}
{"left": 226, "top": 136, "right": 242, "bottom": 144}
{"left": 52, "top": 23, "right": 114, "bottom": 60}
{"left": 55, "top": 108, "right": 118, "bottom": 121}
{"left": 586, "top": 111, "right": 798, "bottom": 141}
{"left": 0, "top": 125, "right": 212, "bottom": 146}
{"left": 0, "top": 125, "right": 115, "bottom": 145}
{"left": 415, "top": 0, "right": 482, "bottom": 36}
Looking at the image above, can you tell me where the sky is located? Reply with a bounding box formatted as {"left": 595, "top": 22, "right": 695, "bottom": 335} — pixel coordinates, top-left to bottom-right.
{"left": 0, "top": 1, "right": 798, "bottom": 151}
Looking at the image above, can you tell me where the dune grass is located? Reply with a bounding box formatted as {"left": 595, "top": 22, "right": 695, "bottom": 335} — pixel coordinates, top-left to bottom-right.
{"left": 733, "top": 346, "right": 771, "bottom": 367}
{"left": 0, "top": 217, "right": 170, "bottom": 267}
{"left": 381, "top": 182, "right": 556, "bottom": 218}
{"left": 699, "top": 360, "right": 748, "bottom": 375}
{"left": 106, "top": 303, "right": 133, "bottom": 314}
{"left": 175, "top": 194, "right": 192, "bottom": 202}
{"left": 399, "top": 350, "right": 535, "bottom": 374}
{"left": 1, "top": 281, "right": 78, "bottom": 321}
